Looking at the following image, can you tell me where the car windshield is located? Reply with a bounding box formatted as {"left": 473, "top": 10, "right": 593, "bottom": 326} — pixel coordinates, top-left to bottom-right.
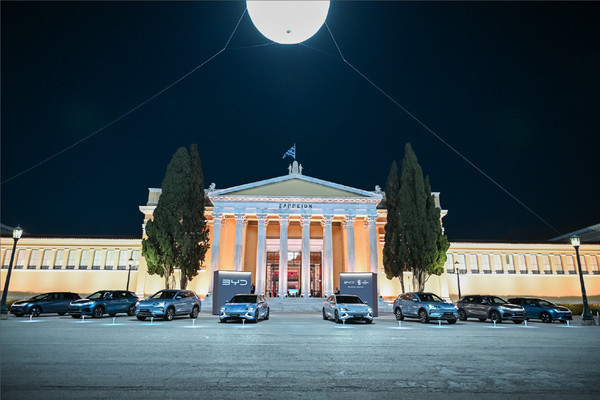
{"left": 30, "top": 294, "right": 49, "bottom": 301}
{"left": 336, "top": 296, "right": 363, "bottom": 304}
{"left": 87, "top": 291, "right": 109, "bottom": 300}
{"left": 538, "top": 300, "right": 556, "bottom": 307}
{"left": 229, "top": 295, "right": 257, "bottom": 303}
{"left": 489, "top": 297, "right": 508, "bottom": 305}
{"left": 417, "top": 293, "right": 444, "bottom": 302}
{"left": 150, "top": 291, "right": 177, "bottom": 299}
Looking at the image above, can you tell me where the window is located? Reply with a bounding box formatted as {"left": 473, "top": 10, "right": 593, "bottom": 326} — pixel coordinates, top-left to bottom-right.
{"left": 15, "top": 250, "right": 26, "bottom": 269}
{"left": 92, "top": 250, "right": 104, "bottom": 270}
{"left": 481, "top": 255, "right": 491, "bottom": 273}
{"left": 28, "top": 249, "right": 40, "bottom": 269}
{"left": 118, "top": 251, "right": 129, "bottom": 270}
{"left": 542, "top": 255, "right": 551, "bottom": 274}
{"left": 132, "top": 250, "right": 140, "bottom": 270}
{"left": 566, "top": 256, "right": 576, "bottom": 274}
{"left": 505, "top": 254, "right": 515, "bottom": 273}
{"left": 41, "top": 250, "right": 52, "bottom": 269}
{"left": 529, "top": 255, "right": 539, "bottom": 274}
{"left": 67, "top": 250, "right": 78, "bottom": 270}
{"left": 54, "top": 250, "right": 64, "bottom": 269}
{"left": 105, "top": 250, "right": 115, "bottom": 270}
{"left": 577, "top": 255, "right": 587, "bottom": 274}
{"left": 79, "top": 250, "right": 90, "bottom": 270}
{"left": 2, "top": 249, "right": 12, "bottom": 269}
{"left": 517, "top": 255, "right": 527, "bottom": 273}
{"left": 457, "top": 254, "right": 466, "bottom": 274}
{"left": 553, "top": 255, "right": 564, "bottom": 274}
{"left": 493, "top": 254, "right": 503, "bottom": 273}
{"left": 470, "top": 254, "right": 479, "bottom": 273}
{"left": 445, "top": 256, "right": 454, "bottom": 273}
{"left": 588, "top": 256, "right": 599, "bottom": 274}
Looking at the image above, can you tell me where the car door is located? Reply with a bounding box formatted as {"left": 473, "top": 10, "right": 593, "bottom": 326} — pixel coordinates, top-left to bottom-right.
{"left": 52, "top": 293, "right": 71, "bottom": 313}
{"left": 523, "top": 299, "right": 538, "bottom": 319}
{"left": 462, "top": 296, "right": 479, "bottom": 318}
{"left": 325, "top": 296, "right": 335, "bottom": 318}
{"left": 406, "top": 294, "right": 420, "bottom": 317}
{"left": 43, "top": 293, "right": 59, "bottom": 313}
{"left": 258, "top": 295, "right": 267, "bottom": 317}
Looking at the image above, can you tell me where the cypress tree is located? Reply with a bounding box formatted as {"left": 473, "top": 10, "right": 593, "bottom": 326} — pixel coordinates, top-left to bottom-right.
{"left": 382, "top": 161, "right": 406, "bottom": 293}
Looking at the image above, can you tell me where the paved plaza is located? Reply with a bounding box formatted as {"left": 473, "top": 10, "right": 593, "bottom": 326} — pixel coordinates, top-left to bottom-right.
{"left": 1, "top": 311, "right": 599, "bottom": 399}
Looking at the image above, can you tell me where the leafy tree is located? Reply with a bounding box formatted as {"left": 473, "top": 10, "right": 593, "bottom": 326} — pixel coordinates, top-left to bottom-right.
{"left": 397, "top": 143, "right": 449, "bottom": 292}
{"left": 383, "top": 161, "right": 406, "bottom": 293}
{"left": 142, "top": 145, "right": 209, "bottom": 290}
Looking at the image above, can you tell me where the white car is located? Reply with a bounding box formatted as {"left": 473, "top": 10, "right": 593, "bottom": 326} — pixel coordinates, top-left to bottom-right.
{"left": 322, "top": 294, "right": 373, "bottom": 324}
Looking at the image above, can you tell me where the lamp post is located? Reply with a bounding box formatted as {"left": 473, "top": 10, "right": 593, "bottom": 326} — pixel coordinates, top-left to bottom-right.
{"left": 570, "top": 235, "right": 595, "bottom": 326}
{"left": 454, "top": 261, "right": 462, "bottom": 300}
{"left": 1, "top": 226, "right": 24, "bottom": 320}
{"left": 126, "top": 256, "right": 134, "bottom": 291}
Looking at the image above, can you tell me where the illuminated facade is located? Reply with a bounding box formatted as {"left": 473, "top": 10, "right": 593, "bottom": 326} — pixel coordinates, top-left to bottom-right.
{"left": 2, "top": 163, "right": 600, "bottom": 302}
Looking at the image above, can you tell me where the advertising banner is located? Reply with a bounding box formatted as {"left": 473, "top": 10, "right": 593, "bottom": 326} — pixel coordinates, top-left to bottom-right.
{"left": 339, "top": 272, "right": 378, "bottom": 317}
{"left": 212, "top": 271, "right": 252, "bottom": 315}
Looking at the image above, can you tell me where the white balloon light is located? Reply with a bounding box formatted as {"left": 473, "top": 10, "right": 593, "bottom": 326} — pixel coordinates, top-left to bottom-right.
{"left": 247, "top": 0, "right": 330, "bottom": 45}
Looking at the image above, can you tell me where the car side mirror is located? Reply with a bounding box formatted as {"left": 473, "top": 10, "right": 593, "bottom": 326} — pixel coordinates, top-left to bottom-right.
{"left": 175, "top": 296, "right": 182, "bottom": 300}
{"left": 530, "top": 303, "right": 538, "bottom": 307}
{"left": 412, "top": 298, "right": 419, "bottom": 302}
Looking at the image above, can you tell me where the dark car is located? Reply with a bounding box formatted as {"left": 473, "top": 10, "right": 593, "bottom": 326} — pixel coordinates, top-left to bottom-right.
{"left": 393, "top": 292, "right": 459, "bottom": 324}
{"left": 10, "top": 292, "right": 81, "bottom": 317}
{"left": 456, "top": 295, "right": 526, "bottom": 324}
{"left": 68, "top": 290, "right": 138, "bottom": 318}
{"left": 508, "top": 297, "right": 573, "bottom": 323}
{"left": 136, "top": 289, "right": 202, "bottom": 321}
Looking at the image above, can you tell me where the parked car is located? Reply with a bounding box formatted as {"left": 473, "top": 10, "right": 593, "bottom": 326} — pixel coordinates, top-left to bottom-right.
{"left": 68, "top": 290, "right": 138, "bottom": 318}
{"left": 219, "top": 294, "right": 269, "bottom": 323}
{"left": 393, "top": 292, "right": 458, "bottom": 324}
{"left": 456, "top": 295, "right": 526, "bottom": 324}
{"left": 10, "top": 292, "right": 81, "bottom": 317}
{"left": 322, "top": 294, "right": 373, "bottom": 324}
{"left": 136, "top": 289, "right": 201, "bottom": 321}
{"left": 508, "top": 297, "right": 573, "bottom": 323}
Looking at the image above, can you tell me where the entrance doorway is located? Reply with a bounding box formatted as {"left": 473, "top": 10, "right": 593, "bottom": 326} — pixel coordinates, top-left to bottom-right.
{"left": 266, "top": 251, "right": 322, "bottom": 297}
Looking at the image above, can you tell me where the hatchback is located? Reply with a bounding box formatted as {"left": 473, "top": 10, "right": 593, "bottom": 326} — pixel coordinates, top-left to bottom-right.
{"left": 68, "top": 290, "right": 138, "bottom": 318}
{"left": 136, "top": 289, "right": 201, "bottom": 321}
{"left": 10, "top": 292, "right": 81, "bottom": 317}
{"left": 322, "top": 294, "right": 373, "bottom": 323}
{"left": 456, "top": 295, "right": 526, "bottom": 324}
{"left": 508, "top": 297, "right": 572, "bottom": 323}
{"left": 393, "top": 292, "right": 458, "bottom": 324}
{"left": 219, "top": 294, "right": 269, "bottom": 323}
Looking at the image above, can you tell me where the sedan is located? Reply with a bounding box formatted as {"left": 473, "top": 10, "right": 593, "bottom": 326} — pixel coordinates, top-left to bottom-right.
{"left": 68, "top": 290, "right": 138, "bottom": 318}
{"left": 322, "top": 294, "right": 373, "bottom": 324}
{"left": 508, "top": 297, "right": 573, "bottom": 323}
{"left": 10, "top": 292, "right": 81, "bottom": 317}
{"left": 393, "top": 292, "right": 458, "bottom": 324}
{"left": 136, "top": 289, "right": 201, "bottom": 321}
{"left": 219, "top": 294, "right": 269, "bottom": 323}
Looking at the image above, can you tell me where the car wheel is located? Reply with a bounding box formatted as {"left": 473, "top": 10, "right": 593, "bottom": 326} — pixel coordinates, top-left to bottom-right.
{"left": 252, "top": 309, "right": 259, "bottom": 323}
{"left": 458, "top": 309, "right": 468, "bottom": 321}
{"left": 264, "top": 308, "right": 270, "bottom": 320}
{"left": 190, "top": 305, "right": 199, "bottom": 319}
{"left": 136, "top": 316, "right": 146, "bottom": 321}
{"left": 31, "top": 306, "right": 42, "bottom": 317}
{"left": 478, "top": 318, "right": 486, "bottom": 322}
{"left": 394, "top": 308, "right": 404, "bottom": 321}
{"left": 418, "top": 309, "right": 429, "bottom": 324}
{"left": 513, "top": 320, "right": 524, "bottom": 324}
{"left": 490, "top": 310, "right": 502, "bottom": 323}
{"left": 322, "top": 308, "right": 328, "bottom": 320}
{"left": 447, "top": 319, "right": 457, "bottom": 324}
{"left": 540, "top": 311, "right": 553, "bottom": 323}
{"left": 334, "top": 310, "right": 341, "bottom": 324}
{"left": 164, "top": 307, "right": 175, "bottom": 321}
{"left": 127, "top": 304, "right": 136, "bottom": 316}
{"left": 92, "top": 306, "right": 104, "bottom": 319}
{"left": 58, "top": 312, "right": 66, "bottom": 316}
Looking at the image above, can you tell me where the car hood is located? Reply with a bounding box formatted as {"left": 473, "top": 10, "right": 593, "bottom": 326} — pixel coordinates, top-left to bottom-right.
{"left": 138, "top": 299, "right": 173, "bottom": 306}
{"left": 337, "top": 303, "right": 371, "bottom": 312}
{"left": 551, "top": 306, "right": 571, "bottom": 312}
{"left": 71, "top": 299, "right": 96, "bottom": 305}
{"left": 12, "top": 300, "right": 32, "bottom": 306}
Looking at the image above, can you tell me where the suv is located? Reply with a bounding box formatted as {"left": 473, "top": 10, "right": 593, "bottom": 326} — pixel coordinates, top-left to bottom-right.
{"left": 456, "top": 295, "right": 526, "bottom": 324}
{"left": 135, "top": 290, "right": 201, "bottom": 321}
{"left": 393, "top": 292, "right": 458, "bottom": 324}
{"left": 10, "top": 292, "right": 81, "bottom": 317}
{"left": 508, "top": 297, "right": 572, "bottom": 323}
{"left": 68, "top": 290, "right": 138, "bottom": 318}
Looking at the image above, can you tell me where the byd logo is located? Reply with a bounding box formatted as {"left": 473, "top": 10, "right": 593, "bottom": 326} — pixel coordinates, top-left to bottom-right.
{"left": 222, "top": 279, "right": 248, "bottom": 286}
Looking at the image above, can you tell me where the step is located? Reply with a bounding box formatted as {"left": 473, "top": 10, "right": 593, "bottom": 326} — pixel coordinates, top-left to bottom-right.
{"left": 201, "top": 297, "right": 393, "bottom": 313}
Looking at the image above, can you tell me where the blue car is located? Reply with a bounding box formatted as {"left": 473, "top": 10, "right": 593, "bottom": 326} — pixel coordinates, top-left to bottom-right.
{"left": 10, "top": 292, "right": 81, "bottom": 317}
{"left": 219, "top": 294, "right": 270, "bottom": 323}
{"left": 322, "top": 294, "right": 373, "bottom": 324}
{"left": 393, "top": 292, "right": 459, "bottom": 324}
{"left": 136, "top": 290, "right": 201, "bottom": 321}
{"left": 68, "top": 290, "right": 138, "bottom": 318}
{"left": 508, "top": 297, "right": 573, "bottom": 323}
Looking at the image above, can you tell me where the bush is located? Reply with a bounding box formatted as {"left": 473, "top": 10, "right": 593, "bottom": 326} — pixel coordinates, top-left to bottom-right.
{"left": 558, "top": 304, "right": 600, "bottom": 315}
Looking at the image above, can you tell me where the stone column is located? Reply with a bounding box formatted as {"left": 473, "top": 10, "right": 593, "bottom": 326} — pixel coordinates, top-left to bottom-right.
{"left": 255, "top": 213, "right": 268, "bottom": 295}
{"left": 343, "top": 215, "right": 356, "bottom": 273}
{"left": 366, "top": 215, "right": 379, "bottom": 274}
{"left": 233, "top": 213, "right": 246, "bottom": 272}
{"left": 209, "top": 212, "right": 225, "bottom": 294}
{"left": 322, "top": 215, "right": 334, "bottom": 297}
{"left": 278, "top": 215, "right": 289, "bottom": 297}
{"left": 300, "top": 214, "right": 311, "bottom": 297}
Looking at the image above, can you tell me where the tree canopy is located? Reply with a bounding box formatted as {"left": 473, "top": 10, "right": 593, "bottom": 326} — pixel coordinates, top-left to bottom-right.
{"left": 383, "top": 161, "right": 406, "bottom": 293}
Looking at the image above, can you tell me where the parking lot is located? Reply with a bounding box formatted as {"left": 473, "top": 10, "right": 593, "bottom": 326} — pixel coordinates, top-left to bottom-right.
{"left": 1, "top": 311, "right": 599, "bottom": 399}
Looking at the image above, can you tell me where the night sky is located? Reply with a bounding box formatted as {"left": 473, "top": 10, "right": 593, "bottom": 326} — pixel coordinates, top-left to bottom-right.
{"left": 2, "top": 1, "right": 599, "bottom": 241}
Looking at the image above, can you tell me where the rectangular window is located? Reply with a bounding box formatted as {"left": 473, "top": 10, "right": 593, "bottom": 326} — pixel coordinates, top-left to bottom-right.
{"left": 529, "top": 255, "right": 540, "bottom": 274}
{"left": 505, "top": 254, "right": 515, "bottom": 273}
{"left": 566, "top": 255, "right": 576, "bottom": 274}
{"left": 481, "top": 255, "right": 491, "bottom": 273}
{"left": 577, "top": 255, "right": 587, "bottom": 274}
{"left": 457, "top": 254, "right": 466, "bottom": 274}
{"left": 445, "top": 255, "right": 454, "bottom": 273}
{"left": 118, "top": 251, "right": 129, "bottom": 270}
{"left": 41, "top": 250, "right": 52, "bottom": 269}
{"left": 553, "top": 255, "right": 564, "bottom": 274}
{"left": 15, "top": 250, "right": 26, "bottom": 269}
{"left": 67, "top": 250, "right": 78, "bottom": 270}
{"left": 92, "top": 250, "right": 104, "bottom": 270}
{"left": 588, "top": 256, "right": 599, "bottom": 274}
{"left": 79, "top": 250, "right": 90, "bottom": 270}
{"left": 28, "top": 249, "right": 40, "bottom": 269}
{"left": 2, "top": 249, "right": 12, "bottom": 269}
{"left": 542, "top": 255, "right": 551, "bottom": 274}
{"left": 493, "top": 254, "right": 503, "bottom": 273}
{"left": 470, "top": 254, "right": 479, "bottom": 273}
{"left": 517, "top": 254, "right": 527, "bottom": 273}
{"left": 105, "top": 250, "right": 115, "bottom": 270}
{"left": 54, "top": 250, "right": 64, "bottom": 270}
{"left": 132, "top": 250, "right": 140, "bottom": 270}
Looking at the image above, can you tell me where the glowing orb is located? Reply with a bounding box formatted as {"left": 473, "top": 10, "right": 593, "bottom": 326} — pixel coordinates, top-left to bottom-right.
{"left": 247, "top": 0, "right": 330, "bottom": 45}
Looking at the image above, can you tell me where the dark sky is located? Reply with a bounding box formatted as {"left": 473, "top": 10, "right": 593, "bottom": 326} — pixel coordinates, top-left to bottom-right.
{"left": 2, "top": 1, "right": 599, "bottom": 241}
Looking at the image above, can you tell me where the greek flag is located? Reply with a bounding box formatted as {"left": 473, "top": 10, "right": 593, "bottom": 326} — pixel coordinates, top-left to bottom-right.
{"left": 282, "top": 144, "right": 296, "bottom": 159}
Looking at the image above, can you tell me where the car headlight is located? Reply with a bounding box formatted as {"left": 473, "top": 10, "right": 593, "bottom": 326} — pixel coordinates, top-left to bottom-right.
{"left": 220, "top": 307, "right": 225, "bottom": 312}
{"left": 246, "top": 307, "right": 255, "bottom": 312}
{"left": 367, "top": 308, "right": 373, "bottom": 313}
{"left": 428, "top": 304, "right": 440, "bottom": 309}
{"left": 154, "top": 302, "right": 166, "bottom": 307}
{"left": 339, "top": 307, "right": 348, "bottom": 312}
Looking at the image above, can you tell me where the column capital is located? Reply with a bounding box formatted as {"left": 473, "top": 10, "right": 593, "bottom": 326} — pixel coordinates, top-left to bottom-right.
{"left": 320, "top": 214, "right": 334, "bottom": 227}
{"left": 341, "top": 215, "right": 356, "bottom": 229}
{"left": 256, "top": 213, "right": 268, "bottom": 225}
{"left": 278, "top": 214, "right": 290, "bottom": 225}
{"left": 364, "top": 215, "right": 377, "bottom": 228}
{"left": 212, "top": 212, "right": 226, "bottom": 225}
{"left": 300, "top": 214, "right": 312, "bottom": 226}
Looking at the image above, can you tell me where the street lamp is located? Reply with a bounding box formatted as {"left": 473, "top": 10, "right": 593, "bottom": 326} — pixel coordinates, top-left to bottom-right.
{"left": 1, "top": 226, "right": 24, "bottom": 320}
{"left": 454, "top": 261, "right": 462, "bottom": 300}
{"left": 126, "top": 256, "right": 134, "bottom": 291}
{"left": 570, "top": 235, "right": 595, "bottom": 326}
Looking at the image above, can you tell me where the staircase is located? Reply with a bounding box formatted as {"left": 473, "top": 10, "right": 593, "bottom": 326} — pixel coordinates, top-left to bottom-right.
{"left": 201, "top": 296, "right": 392, "bottom": 313}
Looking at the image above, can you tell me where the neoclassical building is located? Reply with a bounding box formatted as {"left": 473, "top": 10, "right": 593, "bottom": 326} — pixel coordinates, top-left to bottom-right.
{"left": 2, "top": 162, "right": 600, "bottom": 303}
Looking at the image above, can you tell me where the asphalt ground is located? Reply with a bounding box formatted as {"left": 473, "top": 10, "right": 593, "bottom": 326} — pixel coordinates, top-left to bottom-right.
{"left": 1, "top": 311, "right": 599, "bottom": 400}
